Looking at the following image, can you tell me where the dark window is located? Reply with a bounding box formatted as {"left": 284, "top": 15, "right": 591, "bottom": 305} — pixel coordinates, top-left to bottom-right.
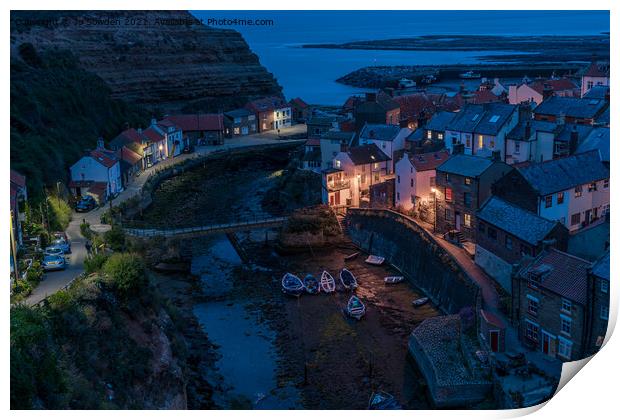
{"left": 445, "top": 208, "right": 452, "bottom": 221}
{"left": 464, "top": 192, "right": 472, "bottom": 208}
{"left": 487, "top": 227, "right": 497, "bottom": 240}
{"left": 575, "top": 185, "right": 583, "bottom": 198}
{"left": 545, "top": 195, "right": 553, "bottom": 208}
{"left": 478, "top": 222, "right": 486, "bottom": 233}
{"left": 557, "top": 192, "right": 564, "bottom": 205}
{"left": 505, "top": 236, "right": 513, "bottom": 250}
{"left": 571, "top": 213, "right": 581, "bottom": 226}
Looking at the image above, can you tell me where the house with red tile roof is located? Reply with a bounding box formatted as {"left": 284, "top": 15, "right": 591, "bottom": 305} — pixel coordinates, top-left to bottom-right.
{"left": 392, "top": 93, "right": 436, "bottom": 129}
{"left": 115, "top": 146, "right": 143, "bottom": 185}
{"left": 508, "top": 78, "right": 578, "bottom": 106}
{"left": 245, "top": 96, "right": 291, "bottom": 132}
{"left": 581, "top": 60, "right": 609, "bottom": 97}
{"left": 163, "top": 113, "right": 225, "bottom": 145}
{"left": 289, "top": 97, "right": 311, "bottom": 123}
{"left": 150, "top": 118, "right": 184, "bottom": 158}
{"left": 69, "top": 141, "right": 122, "bottom": 200}
{"left": 394, "top": 150, "right": 450, "bottom": 212}
{"left": 512, "top": 247, "right": 605, "bottom": 361}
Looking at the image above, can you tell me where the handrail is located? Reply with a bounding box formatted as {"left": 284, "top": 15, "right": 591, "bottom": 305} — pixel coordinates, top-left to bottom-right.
{"left": 124, "top": 216, "right": 289, "bottom": 237}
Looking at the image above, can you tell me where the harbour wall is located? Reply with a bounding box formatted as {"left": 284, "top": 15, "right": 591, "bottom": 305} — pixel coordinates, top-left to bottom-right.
{"left": 345, "top": 208, "right": 481, "bottom": 314}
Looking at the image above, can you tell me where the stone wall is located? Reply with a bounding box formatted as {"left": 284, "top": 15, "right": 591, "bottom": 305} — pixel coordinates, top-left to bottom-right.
{"left": 474, "top": 245, "right": 512, "bottom": 294}
{"left": 345, "top": 208, "right": 480, "bottom": 313}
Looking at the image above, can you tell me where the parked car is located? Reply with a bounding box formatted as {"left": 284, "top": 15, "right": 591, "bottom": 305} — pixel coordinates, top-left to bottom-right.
{"left": 76, "top": 196, "right": 97, "bottom": 212}
{"left": 44, "top": 246, "right": 64, "bottom": 257}
{"left": 51, "top": 238, "right": 71, "bottom": 254}
{"left": 53, "top": 231, "right": 68, "bottom": 241}
{"left": 42, "top": 254, "right": 66, "bottom": 271}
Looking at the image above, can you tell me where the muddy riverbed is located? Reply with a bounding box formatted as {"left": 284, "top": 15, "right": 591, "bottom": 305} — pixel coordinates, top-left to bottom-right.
{"left": 185, "top": 230, "right": 441, "bottom": 409}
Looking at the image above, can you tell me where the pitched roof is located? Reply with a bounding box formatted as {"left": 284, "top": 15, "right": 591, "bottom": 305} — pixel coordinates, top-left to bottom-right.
{"left": 517, "top": 150, "right": 609, "bottom": 196}
{"left": 87, "top": 181, "right": 109, "bottom": 199}
{"left": 507, "top": 120, "right": 558, "bottom": 141}
{"left": 406, "top": 128, "right": 425, "bottom": 142}
{"left": 10, "top": 169, "right": 26, "bottom": 189}
{"left": 478, "top": 196, "right": 561, "bottom": 245}
{"left": 224, "top": 108, "right": 253, "bottom": 118}
{"left": 576, "top": 127, "right": 610, "bottom": 162}
{"left": 245, "top": 96, "right": 289, "bottom": 113}
{"left": 583, "top": 85, "right": 610, "bottom": 100}
{"left": 165, "top": 114, "right": 224, "bottom": 132}
{"left": 473, "top": 103, "right": 517, "bottom": 136}
{"left": 356, "top": 91, "right": 400, "bottom": 113}
{"left": 110, "top": 128, "right": 143, "bottom": 149}
{"left": 591, "top": 251, "right": 610, "bottom": 281}
{"left": 142, "top": 127, "right": 165, "bottom": 142}
{"left": 360, "top": 124, "right": 401, "bottom": 141}
{"left": 425, "top": 110, "right": 457, "bottom": 132}
{"left": 554, "top": 124, "right": 594, "bottom": 143}
{"left": 393, "top": 93, "right": 436, "bottom": 120}
{"left": 89, "top": 149, "right": 118, "bottom": 168}
{"left": 533, "top": 96, "right": 608, "bottom": 119}
{"left": 347, "top": 143, "right": 391, "bottom": 165}
{"left": 320, "top": 130, "right": 355, "bottom": 143}
{"left": 470, "top": 89, "right": 499, "bottom": 104}
{"left": 407, "top": 150, "right": 450, "bottom": 172}
{"left": 520, "top": 248, "right": 591, "bottom": 305}
{"left": 437, "top": 154, "right": 495, "bottom": 177}
{"left": 583, "top": 61, "right": 609, "bottom": 78}
{"left": 289, "top": 97, "right": 309, "bottom": 109}
{"left": 595, "top": 107, "right": 610, "bottom": 126}
{"left": 115, "top": 146, "right": 142, "bottom": 166}
{"left": 529, "top": 78, "right": 577, "bottom": 94}
{"left": 446, "top": 104, "right": 485, "bottom": 132}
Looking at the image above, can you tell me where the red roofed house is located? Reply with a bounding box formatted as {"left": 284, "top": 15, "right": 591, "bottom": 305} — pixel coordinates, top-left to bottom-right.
{"left": 116, "top": 146, "right": 143, "bottom": 185}
{"left": 393, "top": 93, "right": 437, "bottom": 130}
{"left": 512, "top": 248, "right": 603, "bottom": 361}
{"left": 164, "top": 114, "right": 225, "bottom": 145}
{"left": 245, "top": 96, "right": 291, "bottom": 132}
{"left": 69, "top": 139, "right": 122, "bottom": 202}
{"left": 289, "top": 97, "right": 311, "bottom": 123}
{"left": 10, "top": 169, "right": 27, "bottom": 247}
{"left": 581, "top": 60, "right": 610, "bottom": 97}
{"left": 508, "top": 78, "right": 579, "bottom": 106}
{"left": 394, "top": 150, "right": 450, "bottom": 212}
{"left": 151, "top": 118, "right": 184, "bottom": 158}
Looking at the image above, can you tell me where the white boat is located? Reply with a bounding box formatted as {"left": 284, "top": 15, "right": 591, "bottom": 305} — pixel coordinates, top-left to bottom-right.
{"left": 459, "top": 70, "right": 481, "bottom": 79}
{"left": 398, "top": 78, "right": 416, "bottom": 89}
{"left": 340, "top": 268, "right": 358, "bottom": 290}
{"left": 320, "top": 270, "right": 336, "bottom": 293}
{"left": 347, "top": 295, "right": 366, "bottom": 320}
{"left": 281, "top": 273, "right": 304, "bottom": 296}
{"left": 365, "top": 255, "right": 385, "bottom": 266}
{"left": 412, "top": 297, "right": 430, "bottom": 307}
{"left": 384, "top": 276, "right": 404, "bottom": 284}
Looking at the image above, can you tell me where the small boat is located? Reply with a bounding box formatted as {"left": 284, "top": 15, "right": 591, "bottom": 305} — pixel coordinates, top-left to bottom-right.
{"left": 368, "top": 391, "right": 402, "bottom": 410}
{"left": 344, "top": 252, "right": 360, "bottom": 261}
{"left": 413, "top": 297, "right": 430, "bottom": 307}
{"left": 347, "top": 295, "right": 366, "bottom": 320}
{"left": 303, "top": 274, "right": 320, "bottom": 295}
{"left": 459, "top": 70, "right": 481, "bottom": 79}
{"left": 340, "top": 268, "right": 358, "bottom": 290}
{"left": 281, "top": 273, "right": 304, "bottom": 296}
{"left": 320, "top": 270, "right": 336, "bottom": 293}
{"left": 384, "top": 276, "right": 404, "bottom": 284}
{"left": 398, "top": 78, "right": 416, "bottom": 89}
{"left": 365, "top": 255, "right": 385, "bottom": 266}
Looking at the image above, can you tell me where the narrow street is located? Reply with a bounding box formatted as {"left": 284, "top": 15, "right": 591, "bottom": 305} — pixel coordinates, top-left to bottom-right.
{"left": 26, "top": 126, "right": 307, "bottom": 305}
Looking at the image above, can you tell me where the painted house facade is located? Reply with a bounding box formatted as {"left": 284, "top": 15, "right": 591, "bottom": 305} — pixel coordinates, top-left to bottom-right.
{"left": 394, "top": 150, "right": 450, "bottom": 212}
{"left": 319, "top": 130, "right": 355, "bottom": 170}
{"left": 354, "top": 91, "right": 401, "bottom": 131}
{"left": 475, "top": 196, "right": 569, "bottom": 293}
{"left": 493, "top": 150, "right": 610, "bottom": 233}
{"left": 508, "top": 78, "right": 578, "bottom": 106}
{"left": 322, "top": 143, "right": 391, "bottom": 208}
{"left": 224, "top": 109, "right": 257, "bottom": 137}
{"left": 69, "top": 145, "right": 122, "bottom": 200}
{"left": 150, "top": 118, "right": 184, "bottom": 158}
{"left": 533, "top": 96, "right": 608, "bottom": 125}
{"left": 289, "top": 97, "right": 311, "bottom": 123}
{"left": 435, "top": 153, "right": 512, "bottom": 242}
{"left": 245, "top": 96, "right": 291, "bottom": 132}
{"left": 164, "top": 114, "right": 225, "bottom": 146}
{"left": 358, "top": 123, "right": 411, "bottom": 172}
{"left": 580, "top": 61, "right": 610, "bottom": 98}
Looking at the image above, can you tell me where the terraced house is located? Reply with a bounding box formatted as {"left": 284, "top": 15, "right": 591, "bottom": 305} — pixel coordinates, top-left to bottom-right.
{"left": 493, "top": 150, "right": 610, "bottom": 232}
{"left": 533, "top": 96, "right": 609, "bottom": 125}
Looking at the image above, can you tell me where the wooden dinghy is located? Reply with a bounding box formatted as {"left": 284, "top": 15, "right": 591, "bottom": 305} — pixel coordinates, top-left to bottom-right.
{"left": 339, "top": 268, "right": 358, "bottom": 290}
{"left": 344, "top": 252, "right": 360, "bottom": 261}
{"left": 384, "top": 276, "right": 404, "bottom": 284}
{"left": 281, "top": 273, "right": 304, "bottom": 296}
{"left": 412, "top": 297, "right": 430, "bottom": 307}
{"left": 320, "top": 270, "right": 336, "bottom": 293}
{"left": 368, "top": 391, "right": 401, "bottom": 410}
{"left": 303, "top": 274, "right": 320, "bottom": 295}
{"left": 347, "top": 295, "right": 366, "bottom": 320}
{"left": 365, "top": 255, "right": 385, "bottom": 266}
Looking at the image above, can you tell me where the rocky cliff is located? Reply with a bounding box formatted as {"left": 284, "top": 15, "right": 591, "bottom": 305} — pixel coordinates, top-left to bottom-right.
{"left": 10, "top": 10, "right": 282, "bottom": 112}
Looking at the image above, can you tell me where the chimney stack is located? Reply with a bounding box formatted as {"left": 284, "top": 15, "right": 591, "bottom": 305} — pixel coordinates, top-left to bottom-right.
{"left": 542, "top": 83, "right": 554, "bottom": 100}
{"left": 96, "top": 137, "right": 105, "bottom": 150}
{"left": 569, "top": 125, "right": 579, "bottom": 154}
{"left": 366, "top": 92, "right": 377, "bottom": 102}
{"left": 524, "top": 121, "right": 532, "bottom": 140}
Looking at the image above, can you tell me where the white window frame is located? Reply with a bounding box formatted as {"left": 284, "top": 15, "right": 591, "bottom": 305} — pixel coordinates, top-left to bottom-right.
{"left": 601, "top": 279, "right": 609, "bottom": 293}
{"left": 560, "top": 314, "right": 572, "bottom": 336}
{"left": 558, "top": 336, "right": 573, "bottom": 359}
{"left": 601, "top": 305, "right": 609, "bottom": 320}
{"left": 561, "top": 298, "right": 572, "bottom": 314}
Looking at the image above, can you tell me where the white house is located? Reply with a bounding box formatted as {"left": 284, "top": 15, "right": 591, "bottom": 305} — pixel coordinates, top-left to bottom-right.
{"left": 322, "top": 143, "right": 391, "bottom": 208}
{"left": 505, "top": 120, "right": 558, "bottom": 164}
{"left": 394, "top": 150, "right": 450, "bottom": 211}
{"left": 319, "top": 130, "right": 355, "bottom": 170}
{"left": 445, "top": 103, "right": 518, "bottom": 161}
{"left": 508, "top": 79, "right": 578, "bottom": 106}
{"left": 581, "top": 61, "right": 610, "bottom": 97}
{"left": 499, "top": 150, "right": 609, "bottom": 232}
{"left": 358, "top": 123, "right": 411, "bottom": 172}
{"left": 152, "top": 118, "right": 184, "bottom": 157}
{"left": 69, "top": 141, "right": 122, "bottom": 200}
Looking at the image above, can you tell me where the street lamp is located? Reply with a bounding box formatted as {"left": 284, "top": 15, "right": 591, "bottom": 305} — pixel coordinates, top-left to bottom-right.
{"left": 431, "top": 187, "right": 437, "bottom": 233}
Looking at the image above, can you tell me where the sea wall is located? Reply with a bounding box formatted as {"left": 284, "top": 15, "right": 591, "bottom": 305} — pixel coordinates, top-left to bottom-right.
{"left": 345, "top": 208, "right": 480, "bottom": 314}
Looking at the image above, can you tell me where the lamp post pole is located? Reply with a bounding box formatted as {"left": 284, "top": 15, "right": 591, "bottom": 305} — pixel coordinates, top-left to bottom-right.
{"left": 432, "top": 189, "right": 437, "bottom": 233}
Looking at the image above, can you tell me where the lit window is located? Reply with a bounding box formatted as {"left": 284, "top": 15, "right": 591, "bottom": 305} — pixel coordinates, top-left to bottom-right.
{"left": 427, "top": 131, "right": 432, "bottom": 140}
{"left": 575, "top": 185, "right": 583, "bottom": 198}
{"left": 335, "top": 160, "right": 341, "bottom": 168}
{"left": 478, "top": 135, "right": 484, "bottom": 149}
{"left": 464, "top": 177, "right": 472, "bottom": 185}
{"left": 562, "top": 299, "right": 572, "bottom": 313}
{"left": 557, "top": 192, "right": 564, "bottom": 205}
{"left": 558, "top": 337, "right": 572, "bottom": 359}
{"left": 438, "top": 133, "right": 444, "bottom": 140}
{"left": 445, "top": 187, "right": 453, "bottom": 202}
{"left": 464, "top": 213, "right": 471, "bottom": 227}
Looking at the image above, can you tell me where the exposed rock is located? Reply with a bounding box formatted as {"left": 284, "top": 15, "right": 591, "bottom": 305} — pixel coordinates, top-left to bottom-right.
{"left": 10, "top": 10, "right": 282, "bottom": 112}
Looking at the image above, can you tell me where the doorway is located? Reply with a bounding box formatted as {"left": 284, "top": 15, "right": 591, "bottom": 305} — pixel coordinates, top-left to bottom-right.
{"left": 489, "top": 330, "right": 500, "bottom": 352}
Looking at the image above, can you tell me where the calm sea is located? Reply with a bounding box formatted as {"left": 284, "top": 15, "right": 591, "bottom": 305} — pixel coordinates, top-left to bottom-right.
{"left": 191, "top": 11, "right": 609, "bottom": 105}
